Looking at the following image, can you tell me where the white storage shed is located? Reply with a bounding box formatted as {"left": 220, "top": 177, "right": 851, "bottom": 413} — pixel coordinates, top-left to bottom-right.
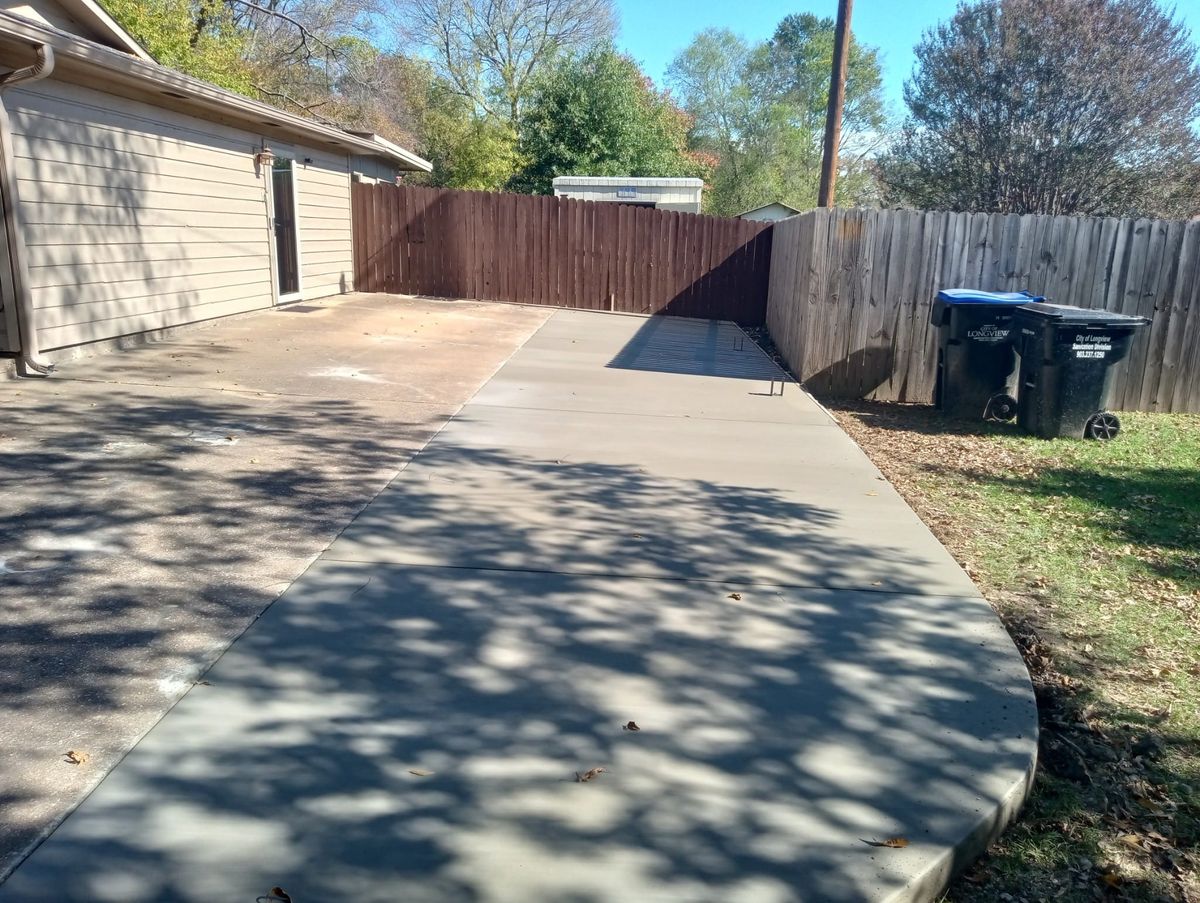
{"left": 551, "top": 176, "right": 703, "bottom": 213}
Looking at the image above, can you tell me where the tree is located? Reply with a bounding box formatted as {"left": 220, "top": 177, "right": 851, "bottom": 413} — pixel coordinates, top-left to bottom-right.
{"left": 420, "top": 87, "right": 522, "bottom": 189}
{"left": 667, "top": 18, "right": 885, "bottom": 215}
{"left": 107, "top": 0, "right": 426, "bottom": 146}
{"left": 104, "top": 0, "right": 253, "bottom": 92}
{"left": 510, "top": 47, "right": 705, "bottom": 195}
{"left": 880, "top": 0, "right": 1200, "bottom": 217}
{"left": 395, "top": 0, "right": 617, "bottom": 123}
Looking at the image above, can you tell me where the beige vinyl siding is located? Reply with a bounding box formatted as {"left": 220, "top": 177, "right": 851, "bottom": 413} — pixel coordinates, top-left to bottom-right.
{"left": 350, "top": 155, "right": 398, "bottom": 184}
{"left": 7, "top": 79, "right": 275, "bottom": 350}
{"left": 294, "top": 150, "right": 354, "bottom": 298}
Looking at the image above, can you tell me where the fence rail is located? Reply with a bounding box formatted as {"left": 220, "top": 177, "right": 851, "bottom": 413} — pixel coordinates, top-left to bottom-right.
{"left": 352, "top": 182, "right": 774, "bottom": 325}
{"left": 766, "top": 208, "right": 1200, "bottom": 413}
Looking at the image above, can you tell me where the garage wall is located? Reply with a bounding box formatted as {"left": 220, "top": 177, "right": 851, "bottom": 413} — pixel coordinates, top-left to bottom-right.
{"left": 294, "top": 149, "right": 354, "bottom": 298}
{"left": 8, "top": 79, "right": 276, "bottom": 350}
{"left": 350, "top": 154, "right": 398, "bottom": 184}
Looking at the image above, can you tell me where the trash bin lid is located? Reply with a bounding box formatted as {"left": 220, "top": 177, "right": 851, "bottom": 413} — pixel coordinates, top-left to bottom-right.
{"left": 1013, "top": 303, "right": 1150, "bottom": 327}
{"left": 935, "top": 289, "right": 1045, "bottom": 304}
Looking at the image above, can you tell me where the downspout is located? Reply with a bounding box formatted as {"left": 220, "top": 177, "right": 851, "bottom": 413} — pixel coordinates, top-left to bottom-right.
{"left": 0, "top": 44, "right": 55, "bottom": 375}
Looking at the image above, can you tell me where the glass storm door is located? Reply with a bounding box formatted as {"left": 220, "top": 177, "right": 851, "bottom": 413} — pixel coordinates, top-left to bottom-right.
{"left": 272, "top": 158, "right": 300, "bottom": 298}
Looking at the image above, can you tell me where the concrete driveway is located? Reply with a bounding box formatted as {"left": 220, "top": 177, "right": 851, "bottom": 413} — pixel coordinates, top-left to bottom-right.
{"left": 0, "top": 308, "right": 1037, "bottom": 902}
{"left": 0, "top": 293, "right": 550, "bottom": 879}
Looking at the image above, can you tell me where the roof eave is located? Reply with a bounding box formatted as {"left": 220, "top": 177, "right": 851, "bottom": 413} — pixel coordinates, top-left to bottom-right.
{"left": 0, "top": 12, "right": 431, "bottom": 171}
{"left": 61, "top": 0, "right": 153, "bottom": 61}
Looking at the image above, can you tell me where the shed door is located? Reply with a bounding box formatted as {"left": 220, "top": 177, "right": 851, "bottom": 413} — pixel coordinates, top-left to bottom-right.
{"left": 272, "top": 158, "right": 300, "bottom": 299}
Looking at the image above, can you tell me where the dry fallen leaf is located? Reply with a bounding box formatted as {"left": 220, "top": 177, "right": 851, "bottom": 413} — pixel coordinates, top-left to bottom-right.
{"left": 1099, "top": 869, "right": 1123, "bottom": 888}
{"left": 575, "top": 767, "right": 607, "bottom": 783}
{"left": 269, "top": 887, "right": 293, "bottom": 903}
{"left": 622, "top": 721, "right": 640, "bottom": 732}
{"left": 865, "top": 491, "right": 878, "bottom": 496}
{"left": 64, "top": 750, "right": 89, "bottom": 765}
{"left": 409, "top": 769, "right": 434, "bottom": 777}
{"left": 861, "top": 837, "right": 909, "bottom": 848}
{"left": 728, "top": 592, "right": 742, "bottom": 601}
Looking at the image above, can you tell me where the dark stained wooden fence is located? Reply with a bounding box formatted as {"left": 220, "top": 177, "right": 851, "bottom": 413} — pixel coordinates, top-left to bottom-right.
{"left": 766, "top": 208, "right": 1200, "bottom": 413}
{"left": 351, "top": 182, "right": 774, "bottom": 325}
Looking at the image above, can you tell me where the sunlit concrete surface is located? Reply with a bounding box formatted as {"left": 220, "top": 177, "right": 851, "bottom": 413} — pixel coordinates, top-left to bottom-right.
{"left": 0, "top": 310, "right": 1037, "bottom": 903}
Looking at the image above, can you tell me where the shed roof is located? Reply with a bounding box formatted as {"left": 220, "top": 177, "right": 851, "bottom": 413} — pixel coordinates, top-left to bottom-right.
{"left": 552, "top": 176, "right": 704, "bottom": 188}
{"left": 736, "top": 201, "right": 802, "bottom": 217}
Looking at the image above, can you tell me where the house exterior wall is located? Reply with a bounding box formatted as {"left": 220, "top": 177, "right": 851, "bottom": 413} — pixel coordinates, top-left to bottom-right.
{"left": 350, "top": 154, "right": 399, "bottom": 184}
{"left": 273, "top": 142, "right": 355, "bottom": 300}
{"left": 6, "top": 78, "right": 358, "bottom": 351}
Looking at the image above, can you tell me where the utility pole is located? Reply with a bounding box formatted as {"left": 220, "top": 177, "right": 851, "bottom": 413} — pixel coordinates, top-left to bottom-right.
{"left": 818, "top": 0, "right": 853, "bottom": 207}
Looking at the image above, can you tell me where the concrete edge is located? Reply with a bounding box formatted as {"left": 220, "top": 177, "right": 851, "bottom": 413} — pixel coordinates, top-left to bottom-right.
{"left": 0, "top": 304, "right": 555, "bottom": 887}
{"left": 886, "top": 740, "right": 1039, "bottom": 903}
{"left": 727, "top": 321, "right": 1044, "bottom": 899}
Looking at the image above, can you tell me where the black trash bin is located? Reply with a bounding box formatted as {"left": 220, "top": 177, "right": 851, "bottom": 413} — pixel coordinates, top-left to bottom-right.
{"left": 930, "top": 289, "right": 1044, "bottom": 421}
{"left": 1012, "top": 304, "right": 1150, "bottom": 440}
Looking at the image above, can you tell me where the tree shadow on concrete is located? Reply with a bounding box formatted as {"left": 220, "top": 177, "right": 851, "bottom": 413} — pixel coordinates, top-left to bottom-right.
{"left": 1, "top": 420, "right": 1037, "bottom": 902}
{"left": 0, "top": 382, "right": 441, "bottom": 876}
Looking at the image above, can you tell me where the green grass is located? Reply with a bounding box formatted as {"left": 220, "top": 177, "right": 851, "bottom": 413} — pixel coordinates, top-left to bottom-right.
{"left": 829, "top": 405, "right": 1200, "bottom": 902}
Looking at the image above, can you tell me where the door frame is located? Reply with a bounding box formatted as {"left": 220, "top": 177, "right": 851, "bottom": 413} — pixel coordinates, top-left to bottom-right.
{"left": 269, "top": 154, "right": 303, "bottom": 304}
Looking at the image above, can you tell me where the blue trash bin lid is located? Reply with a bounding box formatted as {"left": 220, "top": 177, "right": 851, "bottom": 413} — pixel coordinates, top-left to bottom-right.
{"left": 935, "top": 289, "right": 1045, "bottom": 304}
{"left": 931, "top": 289, "right": 1044, "bottom": 327}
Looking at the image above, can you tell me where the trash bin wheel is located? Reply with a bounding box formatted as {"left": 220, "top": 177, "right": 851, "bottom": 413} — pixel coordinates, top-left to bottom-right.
{"left": 984, "top": 393, "right": 1018, "bottom": 422}
{"left": 1085, "top": 411, "right": 1121, "bottom": 440}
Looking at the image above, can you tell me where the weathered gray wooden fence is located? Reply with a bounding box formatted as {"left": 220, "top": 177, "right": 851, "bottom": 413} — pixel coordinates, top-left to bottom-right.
{"left": 766, "top": 208, "right": 1200, "bottom": 412}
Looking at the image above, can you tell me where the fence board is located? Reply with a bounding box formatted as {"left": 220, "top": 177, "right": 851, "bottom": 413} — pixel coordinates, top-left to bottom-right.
{"left": 353, "top": 183, "right": 773, "bottom": 324}
{"left": 764, "top": 207, "right": 1200, "bottom": 413}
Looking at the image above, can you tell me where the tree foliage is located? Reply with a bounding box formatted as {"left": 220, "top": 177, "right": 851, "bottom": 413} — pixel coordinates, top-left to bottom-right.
{"left": 668, "top": 16, "right": 886, "bottom": 215}
{"left": 420, "top": 88, "right": 522, "bottom": 190}
{"left": 107, "top": 0, "right": 425, "bottom": 145}
{"left": 880, "top": 0, "right": 1200, "bottom": 217}
{"left": 510, "top": 47, "right": 706, "bottom": 195}
{"left": 104, "top": 0, "right": 252, "bottom": 92}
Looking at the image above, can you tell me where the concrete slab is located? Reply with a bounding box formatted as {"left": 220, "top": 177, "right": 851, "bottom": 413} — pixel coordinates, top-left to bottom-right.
{"left": 471, "top": 313, "right": 812, "bottom": 423}
{"left": 2, "top": 309, "right": 1037, "bottom": 902}
{"left": 320, "top": 445, "right": 978, "bottom": 596}
{"left": 65, "top": 294, "right": 542, "bottom": 405}
{"left": 0, "top": 294, "right": 550, "bottom": 880}
{"left": 0, "top": 561, "right": 1037, "bottom": 903}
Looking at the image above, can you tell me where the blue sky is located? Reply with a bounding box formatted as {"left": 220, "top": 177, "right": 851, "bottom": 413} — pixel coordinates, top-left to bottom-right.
{"left": 614, "top": 0, "right": 1200, "bottom": 117}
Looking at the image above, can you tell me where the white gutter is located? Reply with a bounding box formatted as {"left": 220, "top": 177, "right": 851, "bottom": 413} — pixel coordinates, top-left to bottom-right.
{"left": 0, "top": 12, "right": 431, "bottom": 171}
{"left": 0, "top": 43, "right": 55, "bottom": 375}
